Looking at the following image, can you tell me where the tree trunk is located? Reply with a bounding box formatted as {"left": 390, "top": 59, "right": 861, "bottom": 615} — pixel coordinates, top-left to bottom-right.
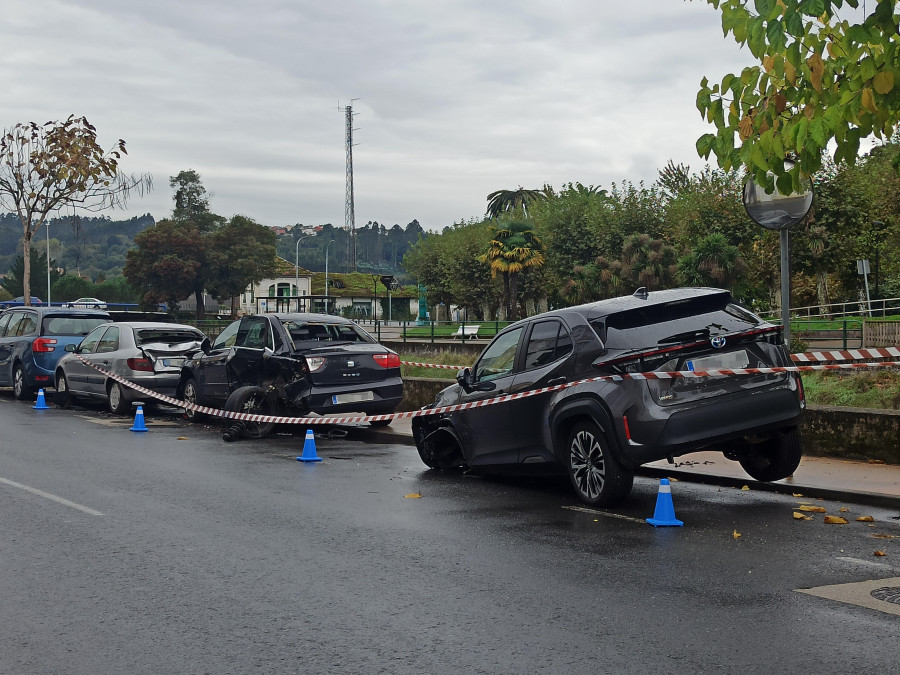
{"left": 508, "top": 273, "right": 520, "bottom": 321}
{"left": 194, "top": 289, "right": 205, "bottom": 319}
{"left": 22, "top": 235, "right": 32, "bottom": 305}
{"left": 502, "top": 272, "right": 511, "bottom": 320}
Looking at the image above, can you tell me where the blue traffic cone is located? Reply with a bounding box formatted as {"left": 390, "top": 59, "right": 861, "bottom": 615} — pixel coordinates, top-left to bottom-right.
{"left": 646, "top": 478, "right": 684, "bottom": 527}
{"left": 296, "top": 428, "right": 322, "bottom": 462}
{"left": 129, "top": 405, "right": 149, "bottom": 432}
{"left": 33, "top": 388, "right": 49, "bottom": 410}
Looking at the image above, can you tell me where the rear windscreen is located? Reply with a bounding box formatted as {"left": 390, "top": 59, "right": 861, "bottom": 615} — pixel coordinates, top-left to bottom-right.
{"left": 282, "top": 320, "right": 374, "bottom": 345}
{"left": 43, "top": 316, "right": 111, "bottom": 337}
{"left": 136, "top": 329, "right": 204, "bottom": 345}
{"left": 591, "top": 295, "right": 761, "bottom": 350}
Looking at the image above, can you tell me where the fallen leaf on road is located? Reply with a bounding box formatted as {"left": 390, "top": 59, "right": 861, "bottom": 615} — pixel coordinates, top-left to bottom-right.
{"left": 874, "top": 550, "right": 887, "bottom": 557}
{"left": 177, "top": 436, "right": 189, "bottom": 440}
{"left": 824, "top": 515, "right": 849, "bottom": 524}
{"left": 792, "top": 493, "right": 804, "bottom": 497}
{"left": 733, "top": 530, "right": 741, "bottom": 539}
{"left": 793, "top": 512, "right": 813, "bottom": 520}
{"left": 404, "top": 492, "right": 422, "bottom": 499}
{"left": 741, "top": 485, "right": 750, "bottom": 491}
{"left": 839, "top": 507, "right": 850, "bottom": 512}
{"left": 867, "top": 459, "right": 886, "bottom": 464}
{"left": 856, "top": 516, "right": 875, "bottom": 522}
{"left": 798, "top": 505, "right": 827, "bottom": 513}
{"left": 872, "top": 533, "right": 897, "bottom": 539}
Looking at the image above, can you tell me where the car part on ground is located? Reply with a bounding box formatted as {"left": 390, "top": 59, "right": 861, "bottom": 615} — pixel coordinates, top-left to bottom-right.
{"left": 412, "top": 287, "right": 805, "bottom": 507}
{"left": 55, "top": 321, "right": 206, "bottom": 414}
{"left": 0, "top": 307, "right": 112, "bottom": 399}
{"left": 178, "top": 313, "right": 403, "bottom": 439}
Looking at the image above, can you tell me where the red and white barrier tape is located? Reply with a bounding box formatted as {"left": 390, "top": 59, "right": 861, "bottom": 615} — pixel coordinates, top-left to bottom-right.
{"left": 74, "top": 353, "right": 900, "bottom": 427}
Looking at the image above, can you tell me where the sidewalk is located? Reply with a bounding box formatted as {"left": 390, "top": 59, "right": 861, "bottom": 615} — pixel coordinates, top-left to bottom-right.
{"left": 365, "top": 418, "right": 900, "bottom": 509}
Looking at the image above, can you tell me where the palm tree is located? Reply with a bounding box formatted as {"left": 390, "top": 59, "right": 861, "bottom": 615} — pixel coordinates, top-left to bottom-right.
{"left": 677, "top": 232, "right": 746, "bottom": 289}
{"left": 485, "top": 187, "right": 547, "bottom": 219}
{"left": 478, "top": 221, "right": 545, "bottom": 320}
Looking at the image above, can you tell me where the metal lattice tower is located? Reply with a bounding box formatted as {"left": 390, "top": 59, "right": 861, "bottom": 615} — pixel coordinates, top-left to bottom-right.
{"left": 341, "top": 102, "right": 358, "bottom": 272}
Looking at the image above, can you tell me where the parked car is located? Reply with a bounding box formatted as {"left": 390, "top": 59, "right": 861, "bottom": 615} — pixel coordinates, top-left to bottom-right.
{"left": 0, "top": 296, "right": 44, "bottom": 308}
{"left": 412, "top": 287, "right": 805, "bottom": 507}
{"left": 55, "top": 322, "right": 207, "bottom": 414}
{"left": 64, "top": 297, "right": 108, "bottom": 310}
{"left": 0, "top": 307, "right": 112, "bottom": 399}
{"left": 178, "top": 313, "right": 403, "bottom": 439}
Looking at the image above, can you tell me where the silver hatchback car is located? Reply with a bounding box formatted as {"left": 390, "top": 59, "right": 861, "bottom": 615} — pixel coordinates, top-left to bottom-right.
{"left": 55, "top": 321, "right": 206, "bottom": 414}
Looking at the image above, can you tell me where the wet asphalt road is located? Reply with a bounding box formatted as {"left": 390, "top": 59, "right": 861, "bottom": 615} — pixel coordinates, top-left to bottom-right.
{"left": 1, "top": 395, "right": 899, "bottom": 674}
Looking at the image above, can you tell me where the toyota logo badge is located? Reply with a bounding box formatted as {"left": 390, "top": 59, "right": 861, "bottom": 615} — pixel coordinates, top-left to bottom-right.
{"left": 711, "top": 336, "right": 726, "bottom": 349}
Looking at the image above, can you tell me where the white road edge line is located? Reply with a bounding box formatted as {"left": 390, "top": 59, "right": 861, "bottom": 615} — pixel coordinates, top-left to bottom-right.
{"left": 562, "top": 505, "right": 647, "bottom": 524}
{"left": 835, "top": 556, "right": 895, "bottom": 570}
{"left": 0, "top": 476, "right": 103, "bottom": 516}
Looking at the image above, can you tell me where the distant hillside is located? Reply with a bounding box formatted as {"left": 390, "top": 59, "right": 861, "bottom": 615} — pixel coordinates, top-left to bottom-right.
{"left": 0, "top": 212, "right": 155, "bottom": 280}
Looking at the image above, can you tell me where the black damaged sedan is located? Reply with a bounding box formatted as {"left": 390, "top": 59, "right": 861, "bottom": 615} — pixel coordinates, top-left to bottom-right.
{"left": 178, "top": 313, "right": 403, "bottom": 439}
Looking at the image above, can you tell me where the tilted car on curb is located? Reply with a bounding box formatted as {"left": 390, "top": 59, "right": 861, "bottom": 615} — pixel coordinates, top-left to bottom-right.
{"left": 177, "top": 313, "right": 403, "bottom": 440}
{"left": 0, "top": 306, "right": 112, "bottom": 399}
{"left": 412, "top": 287, "right": 805, "bottom": 507}
{"left": 55, "top": 322, "right": 207, "bottom": 414}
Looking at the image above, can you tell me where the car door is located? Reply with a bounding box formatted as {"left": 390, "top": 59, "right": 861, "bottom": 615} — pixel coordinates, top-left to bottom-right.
{"left": 83, "top": 325, "right": 120, "bottom": 394}
{"left": 0, "top": 310, "right": 37, "bottom": 385}
{"left": 192, "top": 319, "right": 241, "bottom": 405}
{"left": 509, "top": 319, "right": 575, "bottom": 463}
{"left": 65, "top": 326, "right": 106, "bottom": 394}
{"left": 227, "top": 316, "right": 273, "bottom": 387}
{"left": 448, "top": 325, "right": 524, "bottom": 466}
{"left": 0, "top": 311, "right": 15, "bottom": 385}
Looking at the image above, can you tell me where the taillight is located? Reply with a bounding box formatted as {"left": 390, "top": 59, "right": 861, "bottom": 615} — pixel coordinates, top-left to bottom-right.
{"left": 373, "top": 353, "right": 401, "bottom": 368}
{"left": 127, "top": 357, "right": 154, "bottom": 372}
{"left": 32, "top": 337, "right": 57, "bottom": 353}
{"left": 623, "top": 415, "right": 632, "bottom": 441}
{"left": 306, "top": 356, "right": 327, "bottom": 372}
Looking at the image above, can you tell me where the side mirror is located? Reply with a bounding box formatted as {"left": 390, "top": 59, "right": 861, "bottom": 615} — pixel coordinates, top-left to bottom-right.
{"left": 456, "top": 367, "right": 473, "bottom": 392}
{"left": 201, "top": 337, "right": 211, "bottom": 355}
{"left": 65, "top": 343, "right": 77, "bottom": 353}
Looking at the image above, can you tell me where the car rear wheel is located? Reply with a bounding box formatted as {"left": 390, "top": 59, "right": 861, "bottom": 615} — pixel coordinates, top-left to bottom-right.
{"left": 739, "top": 427, "right": 802, "bottom": 482}
{"left": 55, "top": 371, "right": 72, "bottom": 408}
{"left": 224, "top": 386, "right": 276, "bottom": 439}
{"left": 180, "top": 377, "right": 205, "bottom": 422}
{"left": 13, "top": 364, "right": 32, "bottom": 400}
{"left": 565, "top": 421, "right": 633, "bottom": 507}
{"left": 107, "top": 381, "right": 130, "bottom": 415}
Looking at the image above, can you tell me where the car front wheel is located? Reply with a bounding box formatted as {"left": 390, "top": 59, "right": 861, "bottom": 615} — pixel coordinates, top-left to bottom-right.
{"left": 739, "top": 427, "right": 802, "bottom": 482}
{"left": 180, "top": 377, "right": 205, "bottom": 422}
{"left": 56, "top": 371, "right": 72, "bottom": 408}
{"left": 107, "top": 381, "right": 130, "bottom": 415}
{"left": 564, "top": 421, "right": 633, "bottom": 507}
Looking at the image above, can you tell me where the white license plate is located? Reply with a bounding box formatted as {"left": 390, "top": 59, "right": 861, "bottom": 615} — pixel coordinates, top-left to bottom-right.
{"left": 332, "top": 391, "right": 375, "bottom": 405}
{"left": 686, "top": 350, "right": 749, "bottom": 372}
{"left": 161, "top": 358, "right": 185, "bottom": 368}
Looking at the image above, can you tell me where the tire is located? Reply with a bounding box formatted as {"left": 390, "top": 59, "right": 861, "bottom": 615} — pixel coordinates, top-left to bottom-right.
{"left": 13, "top": 363, "right": 32, "bottom": 400}
{"left": 107, "top": 381, "right": 130, "bottom": 415}
{"left": 739, "top": 427, "right": 802, "bottom": 482}
{"left": 180, "top": 377, "right": 205, "bottom": 422}
{"left": 55, "top": 371, "right": 72, "bottom": 408}
{"left": 416, "top": 426, "right": 466, "bottom": 470}
{"left": 224, "top": 386, "right": 276, "bottom": 439}
{"left": 564, "top": 420, "right": 634, "bottom": 507}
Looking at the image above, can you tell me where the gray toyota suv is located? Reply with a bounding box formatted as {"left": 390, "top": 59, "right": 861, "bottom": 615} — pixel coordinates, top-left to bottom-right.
{"left": 412, "top": 287, "right": 804, "bottom": 506}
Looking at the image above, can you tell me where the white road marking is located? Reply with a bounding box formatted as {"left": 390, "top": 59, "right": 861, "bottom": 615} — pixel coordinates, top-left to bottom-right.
{"left": 562, "top": 505, "right": 647, "bottom": 524}
{"left": 836, "top": 556, "right": 896, "bottom": 570}
{"left": 0, "top": 476, "right": 103, "bottom": 516}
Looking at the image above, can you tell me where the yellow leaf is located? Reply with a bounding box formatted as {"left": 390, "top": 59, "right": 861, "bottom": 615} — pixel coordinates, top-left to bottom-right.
{"left": 404, "top": 492, "right": 422, "bottom": 499}
{"left": 824, "top": 515, "right": 849, "bottom": 524}
{"left": 793, "top": 512, "right": 813, "bottom": 520}
{"left": 733, "top": 530, "right": 742, "bottom": 539}
{"left": 872, "top": 533, "right": 897, "bottom": 539}
{"left": 807, "top": 53, "right": 824, "bottom": 92}
{"left": 798, "top": 505, "right": 827, "bottom": 513}
{"left": 741, "top": 485, "right": 750, "bottom": 491}
{"left": 867, "top": 459, "right": 886, "bottom": 464}
{"left": 792, "top": 493, "right": 804, "bottom": 497}
{"left": 856, "top": 515, "right": 874, "bottom": 522}
{"left": 874, "top": 550, "right": 887, "bottom": 557}
{"left": 873, "top": 71, "right": 894, "bottom": 95}
{"left": 861, "top": 87, "right": 877, "bottom": 113}
{"left": 839, "top": 507, "right": 850, "bottom": 512}
{"left": 177, "top": 436, "right": 189, "bottom": 440}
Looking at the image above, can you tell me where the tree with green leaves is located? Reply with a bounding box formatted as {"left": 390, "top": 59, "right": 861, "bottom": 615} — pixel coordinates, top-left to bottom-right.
{"left": 696, "top": 0, "right": 900, "bottom": 195}
{"left": 677, "top": 232, "right": 746, "bottom": 289}
{"left": 0, "top": 116, "right": 150, "bottom": 305}
{"left": 205, "top": 215, "right": 278, "bottom": 317}
{"left": 0, "top": 248, "right": 61, "bottom": 300}
{"left": 478, "top": 220, "right": 545, "bottom": 320}
{"left": 485, "top": 187, "right": 547, "bottom": 219}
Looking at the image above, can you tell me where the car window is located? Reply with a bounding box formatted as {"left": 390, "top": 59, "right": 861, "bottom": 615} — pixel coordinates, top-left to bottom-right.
{"left": 10, "top": 312, "right": 37, "bottom": 336}
{"left": 0, "top": 312, "right": 12, "bottom": 337}
{"left": 524, "top": 320, "right": 573, "bottom": 370}
{"left": 43, "top": 316, "right": 110, "bottom": 336}
{"left": 135, "top": 328, "right": 204, "bottom": 345}
{"left": 96, "top": 326, "right": 119, "bottom": 353}
{"left": 4, "top": 312, "right": 27, "bottom": 337}
{"left": 282, "top": 320, "right": 374, "bottom": 347}
{"left": 236, "top": 317, "right": 271, "bottom": 350}
{"left": 212, "top": 320, "right": 240, "bottom": 349}
{"left": 78, "top": 326, "right": 107, "bottom": 354}
{"left": 474, "top": 327, "right": 523, "bottom": 382}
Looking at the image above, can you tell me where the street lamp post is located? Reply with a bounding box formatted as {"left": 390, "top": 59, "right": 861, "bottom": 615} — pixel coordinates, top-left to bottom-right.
{"left": 295, "top": 235, "right": 313, "bottom": 312}
{"left": 46, "top": 222, "right": 51, "bottom": 306}
{"left": 325, "top": 239, "right": 335, "bottom": 313}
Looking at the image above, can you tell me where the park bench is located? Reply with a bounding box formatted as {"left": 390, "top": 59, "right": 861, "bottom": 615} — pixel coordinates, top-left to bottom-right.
{"left": 452, "top": 324, "right": 481, "bottom": 339}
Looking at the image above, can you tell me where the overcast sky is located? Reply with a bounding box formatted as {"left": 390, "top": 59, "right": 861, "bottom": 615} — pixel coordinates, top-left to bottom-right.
{"left": 3, "top": 1, "right": 760, "bottom": 231}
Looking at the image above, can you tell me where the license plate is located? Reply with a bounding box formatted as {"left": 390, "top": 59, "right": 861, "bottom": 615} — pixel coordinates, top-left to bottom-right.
{"left": 161, "top": 358, "right": 185, "bottom": 368}
{"left": 686, "top": 350, "right": 749, "bottom": 372}
{"left": 332, "top": 391, "right": 375, "bottom": 405}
